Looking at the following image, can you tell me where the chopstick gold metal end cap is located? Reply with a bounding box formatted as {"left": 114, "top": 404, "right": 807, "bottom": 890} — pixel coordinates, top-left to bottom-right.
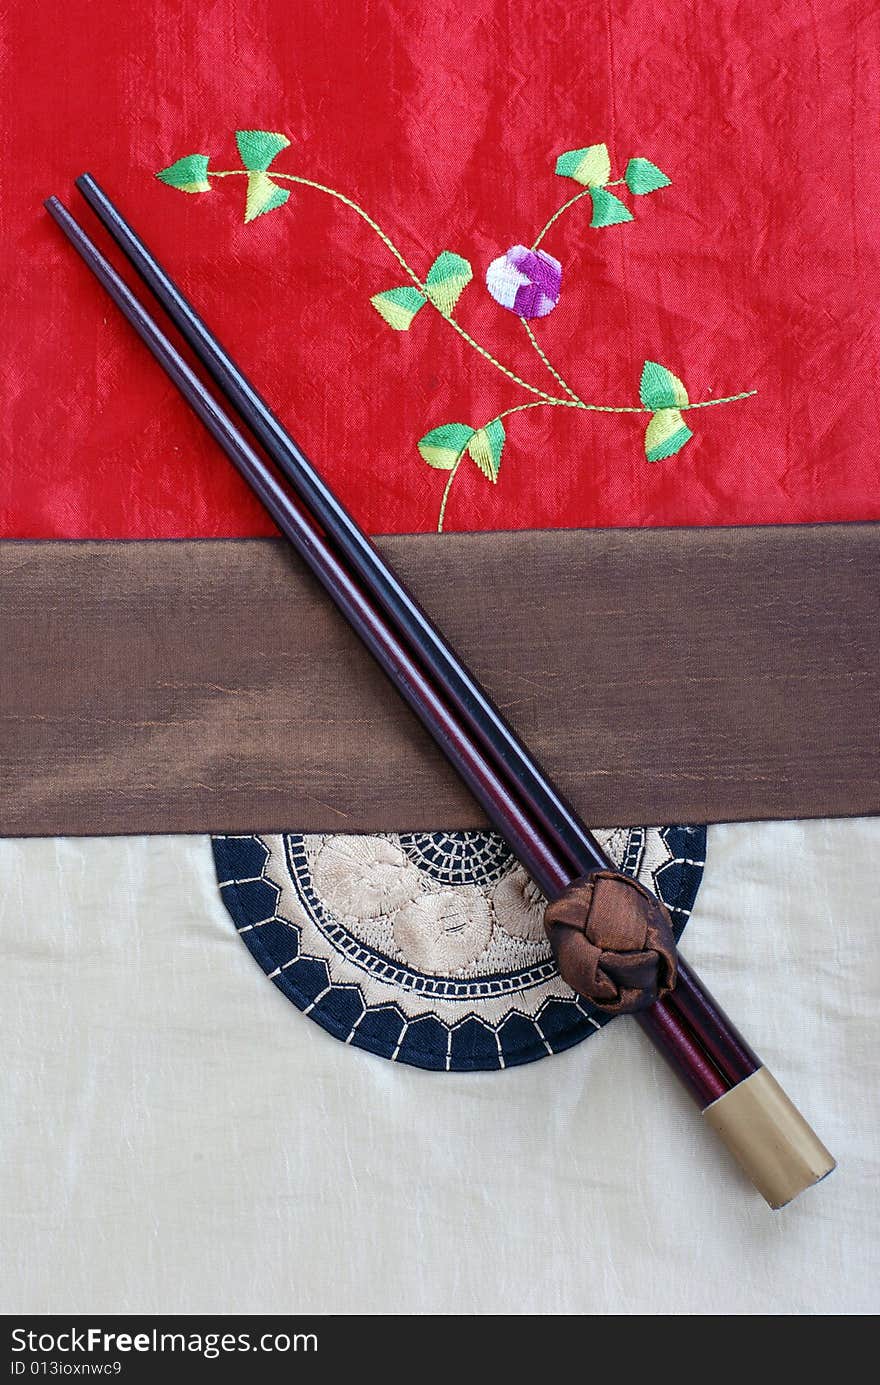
{"left": 702, "top": 1066, "right": 836, "bottom": 1209}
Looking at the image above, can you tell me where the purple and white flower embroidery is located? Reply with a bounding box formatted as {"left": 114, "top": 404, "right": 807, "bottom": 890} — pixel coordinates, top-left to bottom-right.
{"left": 485, "top": 244, "right": 562, "bottom": 319}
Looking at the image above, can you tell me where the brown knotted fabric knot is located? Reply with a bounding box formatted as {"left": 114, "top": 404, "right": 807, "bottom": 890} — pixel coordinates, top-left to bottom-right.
{"left": 544, "top": 870, "right": 677, "bottom": 1015}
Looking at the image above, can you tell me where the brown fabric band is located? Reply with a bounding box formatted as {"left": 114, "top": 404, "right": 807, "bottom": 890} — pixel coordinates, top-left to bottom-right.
{"left": 543, "top": 871, "right": 678, "bottom": 1014}
{"left": 1, "top": 523, "right": 878, "bottom": 836}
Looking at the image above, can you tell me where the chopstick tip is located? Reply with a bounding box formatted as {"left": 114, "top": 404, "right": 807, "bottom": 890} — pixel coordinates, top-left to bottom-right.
{"left": 44, "top": 196, "right": 80, "bottom": 243}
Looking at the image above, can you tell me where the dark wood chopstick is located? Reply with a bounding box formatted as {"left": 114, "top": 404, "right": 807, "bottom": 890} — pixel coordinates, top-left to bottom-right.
{"left": 73, "top": 173, "right": 759, "bottom": 1096}
{"left": 46, "top": 191, "right": 726, "bottom": 1109}
{"left": 76, "top": 170, "right": 609, "bottom": 880}
{"left": 48, "top": 187, "right": 840, "bottom": 1206}
{"left": 43, "top": 196, "right": 572, "bottom": 891}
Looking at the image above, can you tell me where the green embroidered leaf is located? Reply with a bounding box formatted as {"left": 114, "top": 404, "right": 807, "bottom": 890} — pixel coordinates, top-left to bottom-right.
{"left": 555, "top": 143, "right": 611, "bottom": 187}
{"left": 644, "top": 409, "right": 693, "bottom": 462}
{"left": 244, "top": 172, "right": 290, "bottom": 223}
{"left": 624, "top": 157, "right": 671, "bottom": 195}
{"left": 639, "top": 360, "right": 689, "bottom": 410}
{"left": 235, "top": 129, "right": 290, "bottom": 172}
{"left": 466, "top": 418, "right": 505, "bottom": 482}
{"left": 156, "top": 155, "right": 211, "bottom": 194}
{"left": 424, "top": 251, "right": 473, "bottom": 317}
{"left": 589, "top": 187, "right": 633, "bottom": 228}
{"left": 418, "top": 423, "right": 474, "bottom": 470}
{"left": 370, "top": 286, "right": 427, "bottom": 330}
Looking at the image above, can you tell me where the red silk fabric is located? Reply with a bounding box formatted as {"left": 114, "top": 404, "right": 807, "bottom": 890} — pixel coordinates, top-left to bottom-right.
{"left": 2, "top": 1, "right": 879, "bottom": 539}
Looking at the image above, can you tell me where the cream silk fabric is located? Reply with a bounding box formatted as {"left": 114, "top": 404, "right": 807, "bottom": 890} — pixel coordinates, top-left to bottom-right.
{"left": 1, "top": 821, "right": 877, "bottom": 1315}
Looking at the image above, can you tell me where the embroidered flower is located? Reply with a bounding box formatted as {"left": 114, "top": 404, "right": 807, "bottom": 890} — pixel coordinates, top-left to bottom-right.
{"left": 311, "top": 835, "right": 422, "bottom": 919}
{"left": 158, "top": 133, "right": 755, "bottom": 532}
{"left": 392, "top": 887, "right": 493, "bottom": 972}
{"left": 492, "top": 866, "right": 547, "bottom": 942}
{"left": 485, "top": 245, "right": 562, "bottom": 319}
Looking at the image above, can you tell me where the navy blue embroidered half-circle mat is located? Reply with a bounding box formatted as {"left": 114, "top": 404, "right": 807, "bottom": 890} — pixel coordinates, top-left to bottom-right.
{"left": 213, "top": 826, "right": 706, "bottom": 1072}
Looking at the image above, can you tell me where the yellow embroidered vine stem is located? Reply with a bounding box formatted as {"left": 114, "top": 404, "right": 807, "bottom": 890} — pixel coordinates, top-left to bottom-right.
{"left": 211, "top": 169, "right": 560, "bottom": 405}
{"left": 676, "top": 391, "right": 758, "bottom": 410}
{"left": 530, "top": 179, "right": 625, "bottom": 250}
{"left": 491, "top": 392, "right": 757, "bottom": 419}
{"left": 437, "top": 456, "right": 464, "bottom": 534}
{"left": 519, "top": 319, "right": 583, "bottom": 403}
{"left": 212, "top": 170, "right": 421, "bottom": 284}
{"left": 442, "top": 320, "right": 557, "bottom": 403}
{"left": 437, "top": 382, "right": 758, "bottom": 531}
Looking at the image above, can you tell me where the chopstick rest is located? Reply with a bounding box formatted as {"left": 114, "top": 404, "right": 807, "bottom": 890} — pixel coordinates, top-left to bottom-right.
{"left": 544, "top": 869, "right": 677, "bottom": 1014}
{"left": 44, "top": 186, "right": 836, "bottom": 1207}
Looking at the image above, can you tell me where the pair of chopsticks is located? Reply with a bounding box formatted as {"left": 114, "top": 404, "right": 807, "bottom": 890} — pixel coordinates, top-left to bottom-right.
{"left": 46, "top": 178, "right": 833, "bottom": 1204}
